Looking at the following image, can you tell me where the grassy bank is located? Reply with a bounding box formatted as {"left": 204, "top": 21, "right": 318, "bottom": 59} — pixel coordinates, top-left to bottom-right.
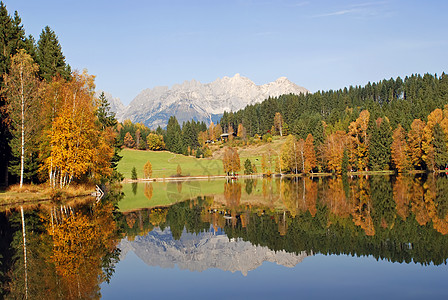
{"left": 0, "top": 184, "right": 95, "bottom": 207}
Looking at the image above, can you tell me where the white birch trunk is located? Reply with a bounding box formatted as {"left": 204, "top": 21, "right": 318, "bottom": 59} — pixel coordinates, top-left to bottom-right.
{"left": 21, "top": 206, "right": 28, "bottom": 299}
{"left": 20, "top": 64, "right": 24, "bottom": 188}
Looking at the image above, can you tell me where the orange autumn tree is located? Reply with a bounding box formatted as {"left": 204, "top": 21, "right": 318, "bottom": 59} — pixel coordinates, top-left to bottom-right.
{"left": 222, "top": 147, "right": 240, "bottom": 175}
{"left": 408, "top": 119, "right": 426, "bottom": 170}
{"left": 304, "top": 134, "right": 317, "bottom": 173}
{"left": 348, "top": 110, "right": 370, "bottom": 171}
{"left": 274, "top": 112, "right": 284, "bottom": 136}
{"left": 42, "top": 71, "right": 113, "bottom": 187}
{"left": 391, "top": 124, "right": 411, "bottom": 172}
{"left": 323, "top": 130, "right": 348, "bottom": 174}
{"left": 422, "top": 108, "right": 448, "bottom": 170}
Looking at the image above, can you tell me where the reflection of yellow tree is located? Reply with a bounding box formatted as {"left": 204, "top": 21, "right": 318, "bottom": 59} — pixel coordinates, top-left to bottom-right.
{"left": 224, "top": 182, "right": 241, "bottom": 227}
{"left": 423, "top": 176, "right": 448, "bottom": 235}
{"left": 322, "top": 178, "right": 350, "bottom": 218}
{"left": 47, "top": 203, "right": 117, "bottom": 299}
{"left": 224, "top": 182, "right": 241, "bottom": 209}
{"left": 144, "top": 183, "right": 153, "bottom": 200}
{"left": 126, "top": 213, "right": 137, "bottom": 229}
{"left": 262, "top": 178, "right": 279, "bottom": 209}
{"left": 280, "top": 180, "right": 298, "bottom": 217}
{"left": 351, "top": 178, "right": 375, "bottom": 236}
{"left": 304, "top": 178, "right": 317, "bottom": 217}
{"left": 410, "top": 177, "right": 430, "bottom": 226}
{"left": 393, "top": 176, "right": 412, "bottom": 220}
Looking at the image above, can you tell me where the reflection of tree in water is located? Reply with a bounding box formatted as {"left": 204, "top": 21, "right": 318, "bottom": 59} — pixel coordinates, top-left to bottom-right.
{"left": 351, "top": 178, "right": 375, "bottom": 236}
{"left": 322, "top": 177, "right": 350, "bottom": 218}
{"left": 224, "top": 181, "right": 241, "bottom": 209}
{"left": 144, "top": 183, "right": 153, "bottom": 201}
{"left": 131, "top": 182, "right": 138, "bottom": 195}
{"left": 393, "top": 175, "right": 412, "bottom": 220}
{"left": 280, "top": 178, "right": 317, "bottom": 218}
{"left": 113, "top": 176, "right": 448, "bottom": 268}
{"left": 2, "top": 196, "right": 121, "bottom": 299}
{"left": 370, "top": 176, "right": 395, "bottom": 229}
{"left": 166, "top": 180, "right": 202, "bottom": 203}
{"left": 244, "top": 179, "right": 255, "bottom": 195}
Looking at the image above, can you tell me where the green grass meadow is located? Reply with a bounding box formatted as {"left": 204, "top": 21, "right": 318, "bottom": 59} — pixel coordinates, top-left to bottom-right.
{"left": 118, "top": 149, "right": 224, "bottom": 179}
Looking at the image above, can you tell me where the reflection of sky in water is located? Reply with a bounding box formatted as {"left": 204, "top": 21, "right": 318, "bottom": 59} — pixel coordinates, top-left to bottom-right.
{"left": 102, "top": 252, "right": 448, "bottom": 299}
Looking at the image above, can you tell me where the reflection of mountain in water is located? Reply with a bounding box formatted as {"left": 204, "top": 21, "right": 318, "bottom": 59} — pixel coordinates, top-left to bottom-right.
{"left": 119, "top": 227, "right": 309, "bottom": 276}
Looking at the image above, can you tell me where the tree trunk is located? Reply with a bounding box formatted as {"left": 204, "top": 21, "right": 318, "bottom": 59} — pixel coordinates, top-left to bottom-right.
{"left": 21, "top": 206, "right": 28, "bottom": 299}
{"left": 20, "top": 64, "right": 25, "bottom": 188}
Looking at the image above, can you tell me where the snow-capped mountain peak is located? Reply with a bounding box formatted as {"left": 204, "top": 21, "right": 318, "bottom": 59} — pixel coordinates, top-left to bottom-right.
{"left": 113, "top": 74, "right": 308, "bottom": 128}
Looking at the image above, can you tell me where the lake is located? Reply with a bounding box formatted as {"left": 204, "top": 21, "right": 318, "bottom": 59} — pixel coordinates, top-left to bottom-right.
{"left": 1, "top": 175, "right": 448, "bottom": 299}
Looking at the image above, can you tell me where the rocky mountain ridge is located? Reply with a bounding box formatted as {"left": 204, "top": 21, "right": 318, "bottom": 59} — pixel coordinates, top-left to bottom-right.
{"left": 107, "top": 74, "right": 308, "bottom": 128}
{"left": 119, "top": 227, "right": 309, "bottom": 276}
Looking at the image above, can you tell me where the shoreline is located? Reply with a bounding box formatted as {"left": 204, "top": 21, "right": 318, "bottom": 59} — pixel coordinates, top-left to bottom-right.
{"left": 121, "top": 169, "right": 439, "bottom": 183}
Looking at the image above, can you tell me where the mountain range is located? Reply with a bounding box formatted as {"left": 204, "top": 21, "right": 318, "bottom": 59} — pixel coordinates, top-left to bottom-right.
{"left": 104, "top": 74, "right": 308, "bottom": 129}
{"left": 119, "top": 227, "right": 309, "bottom": 276}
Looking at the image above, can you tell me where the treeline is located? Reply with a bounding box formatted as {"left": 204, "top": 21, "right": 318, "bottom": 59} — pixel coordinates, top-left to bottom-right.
{"left": 0, "top": 2, "right": 120, "bottom": 187}
{"left": 221, "top": 73, "right": 448, "bottom": 137}
{"left": 217, "top": 73, "right": 448, "bottom": 173}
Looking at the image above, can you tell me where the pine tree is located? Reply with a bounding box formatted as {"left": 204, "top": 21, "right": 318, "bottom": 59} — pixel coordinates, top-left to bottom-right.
{"left": 244, "top": 159, "right": 253, "bottom": 175}
{"left": 96, "top": 92, "right": 122, "bottom": 180}
{"left": 131, "top": 167, "right": 137, "bottom": 180}
{"left": 96, "top": 92, "right": 117, "bottom": 129}
{"left": 368, "top": 118, "right": 392, "bottom": 171}
{"left": 165, "top": 116, "right": 182, "bottom": 153}
{"left": 36, "top": 26, "right": 71, "bottom": 81}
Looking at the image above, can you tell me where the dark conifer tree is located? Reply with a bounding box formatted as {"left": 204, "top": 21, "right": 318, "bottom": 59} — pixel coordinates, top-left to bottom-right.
{"left": 165, "top": 116, "right": 183, "bottom": 154}
{"left": 0, "top": 2, "right": 29, "bottom": 186}
{"left": 96, "top": 92, "right": 122, "bottom": 180}
{"left": 368, "top": 118, "right": 392, "bottom": 171}
{"left": 36, "top": 26, "right": 71, "bottom": 81}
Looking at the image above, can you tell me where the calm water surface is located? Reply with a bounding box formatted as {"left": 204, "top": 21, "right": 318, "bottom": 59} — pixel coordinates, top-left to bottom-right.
{"left": 2, "top": 175, "right": 448, "bottom": 299}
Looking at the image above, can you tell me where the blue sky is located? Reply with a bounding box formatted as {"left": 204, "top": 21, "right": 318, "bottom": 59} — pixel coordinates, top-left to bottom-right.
{"left": 4, "top": 0, "right": 448, "bottom": 105}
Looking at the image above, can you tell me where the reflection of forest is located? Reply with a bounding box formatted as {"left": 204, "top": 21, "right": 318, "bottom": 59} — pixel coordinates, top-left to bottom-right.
{"left": 118, "top": 175, "right": 448, "bottom": 267}
{"left": 0, "top": 192, "right": 122, "bottom": 299}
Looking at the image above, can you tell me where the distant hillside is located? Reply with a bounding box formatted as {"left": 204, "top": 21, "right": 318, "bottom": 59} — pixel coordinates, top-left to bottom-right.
{"left": 110, "top": 74, "right": 308, "bottom": 128}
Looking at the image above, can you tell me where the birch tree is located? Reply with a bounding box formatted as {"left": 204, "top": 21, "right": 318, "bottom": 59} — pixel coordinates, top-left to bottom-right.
{"left": 3, "top": 50, "right": 40, "bottom": 187}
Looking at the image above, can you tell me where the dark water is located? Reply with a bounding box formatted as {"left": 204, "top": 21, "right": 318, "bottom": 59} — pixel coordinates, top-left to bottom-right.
{"left": 2, "top": 175, "right": 448, "bottom": 299}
